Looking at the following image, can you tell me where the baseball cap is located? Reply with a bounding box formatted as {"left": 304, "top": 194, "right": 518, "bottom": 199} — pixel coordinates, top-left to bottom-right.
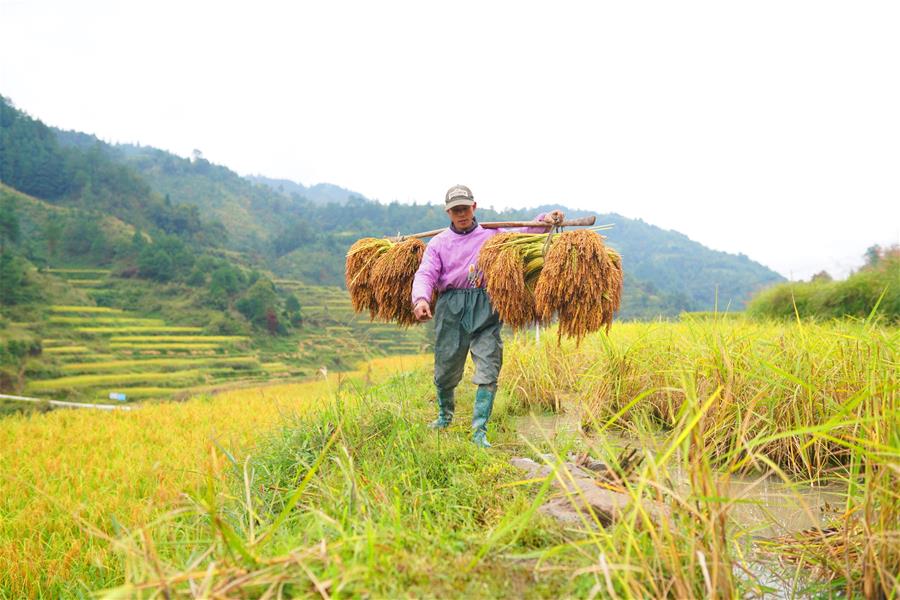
{"left": 444, "top": 184, "right": 475, "bottom": 210}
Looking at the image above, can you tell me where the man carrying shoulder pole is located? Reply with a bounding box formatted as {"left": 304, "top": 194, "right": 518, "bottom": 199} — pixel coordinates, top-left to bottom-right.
{"left": 411, "top": 184, "right": 563, "bottom": 448}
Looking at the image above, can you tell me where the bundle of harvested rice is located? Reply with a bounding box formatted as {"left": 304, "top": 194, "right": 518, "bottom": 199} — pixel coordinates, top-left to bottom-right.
{"left": 478, "top": 232, "right": 547, "bottom": 328}
{"left": 534, "top": 229, "right": 623, "bottom": 342}
{"left": 346, "top": 237, "right": 392, "bottom": 317}
{"left": 369, "top": 238, "right": 426, "bottom": 326}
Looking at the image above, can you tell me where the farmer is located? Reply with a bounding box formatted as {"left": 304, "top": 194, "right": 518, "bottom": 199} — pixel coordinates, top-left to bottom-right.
{"left": 412, "top": 184, "right": 563, "bottom": 447}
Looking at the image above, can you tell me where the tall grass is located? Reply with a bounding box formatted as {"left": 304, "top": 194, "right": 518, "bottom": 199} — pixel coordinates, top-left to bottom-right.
{"left": 504, "top": 319, "right": 897, "bottom": 479}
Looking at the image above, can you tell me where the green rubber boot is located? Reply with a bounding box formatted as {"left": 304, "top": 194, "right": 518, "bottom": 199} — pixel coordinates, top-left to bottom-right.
{"left": 472, "top": 385, "right": 496, "bottom": 448}
{"left": 428, "top": 388, "right": 455, "bottom": 429}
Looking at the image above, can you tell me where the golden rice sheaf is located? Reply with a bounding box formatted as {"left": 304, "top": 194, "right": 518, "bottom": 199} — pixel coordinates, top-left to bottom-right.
{"left": 345, "top": 237, "right": 392, "bottom": 317}
{"left": 369, "top": 238, "right": 426, "bottom": 327}
{"left": 535, "top": 229, "right": 623, "bottom": 343}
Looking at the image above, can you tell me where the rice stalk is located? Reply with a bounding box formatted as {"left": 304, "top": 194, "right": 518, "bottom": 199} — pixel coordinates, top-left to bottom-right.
{"left": 535, "top": 229, "right": 623, "bottom": 343}
{"left": 345, "top": 238, "right": 392, "bottom": 318}
{"left": 369, "top": 238, "right": 426, "bottom": 327}
{"left": 478, "top": 233, "right": 548, "bottom": 328}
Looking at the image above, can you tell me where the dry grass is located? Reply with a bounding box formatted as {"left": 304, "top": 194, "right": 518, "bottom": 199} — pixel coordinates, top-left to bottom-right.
{"left": 534, "top": 229, "right": 622, "bottom": 342}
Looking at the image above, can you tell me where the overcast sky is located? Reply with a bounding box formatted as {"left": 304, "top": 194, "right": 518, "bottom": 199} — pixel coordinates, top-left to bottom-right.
{"left": 2, "top": 0, "right": 898, "bottom": 279}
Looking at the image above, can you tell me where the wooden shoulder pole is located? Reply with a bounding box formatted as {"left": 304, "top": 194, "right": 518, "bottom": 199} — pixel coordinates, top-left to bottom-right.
{"left": 387, "top": 216, "right": 596, "bottom": 242}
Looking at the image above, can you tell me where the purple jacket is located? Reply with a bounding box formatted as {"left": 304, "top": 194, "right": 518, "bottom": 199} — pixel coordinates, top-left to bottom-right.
{"left": 411, "top": 214, "right": 547, "bottom": 306}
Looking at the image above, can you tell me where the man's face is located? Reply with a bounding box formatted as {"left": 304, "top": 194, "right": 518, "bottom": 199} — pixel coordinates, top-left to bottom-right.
{"left": 447, "top": 202, "right": 476, "bottom": 230}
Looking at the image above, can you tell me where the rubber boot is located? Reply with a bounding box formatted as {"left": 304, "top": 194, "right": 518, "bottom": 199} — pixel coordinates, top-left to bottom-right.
{"left": 471, "top": 384, "right": 496, "bottom": 448}
{"left": 428, "top": 387, "right": 455, "bottom": 429}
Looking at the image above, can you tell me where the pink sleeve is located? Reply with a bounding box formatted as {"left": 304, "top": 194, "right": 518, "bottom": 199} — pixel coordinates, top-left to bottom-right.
{"left": 523, "top": 213, "right": 550, "bottom": 233}
{"left": 411, "top": 240, "right": 442, "bottom": 306}
{"left": 502, "top": 213, "right": 550, "bottom": 233}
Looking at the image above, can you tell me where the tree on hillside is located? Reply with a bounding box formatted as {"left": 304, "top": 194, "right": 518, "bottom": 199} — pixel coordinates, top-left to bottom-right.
{"left": 236, "top": 278, "right": 283, "bottom": 334}
{"left": 43, "top": 215, "right": 63, "bottom": 262}
{"left": 0, "top": 253, "right": 39, "bottom": 306}
{"left": 207, "top": 265, "right": 246, "bottom": 308}
{"left": 284, "top": 293, "right": 302, "bottom": 326}
{"left": 864, "top": 245, "right": 882, "bottom": 268}
{"left": 0, "top": 195, "right": 21, "bottom": 254}
{"left": 137, "top": 235, "right": 194, "bottom": 281}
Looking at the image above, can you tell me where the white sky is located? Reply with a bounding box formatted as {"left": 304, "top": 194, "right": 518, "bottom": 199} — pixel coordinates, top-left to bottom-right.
{"left": 2, "top": 0, "right": 898, "bottom": 280}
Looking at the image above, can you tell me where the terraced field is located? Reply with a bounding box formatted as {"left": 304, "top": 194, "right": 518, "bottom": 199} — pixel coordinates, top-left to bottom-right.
{"left": 3, "top": 274, "right": 431, "bottom": 408}
{"left": 273, "top": 279, "right": 431, "bottom": 364}
{"left": 26, "top": 306, "right": 263, "bottom": 403}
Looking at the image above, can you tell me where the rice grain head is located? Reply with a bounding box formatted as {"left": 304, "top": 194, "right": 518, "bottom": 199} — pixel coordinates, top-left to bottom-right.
{"left": 535, "top": 229, "right": 623, "bottom": 343}
{"left": 369, "top": 238, "right": 426, "bottom": 327}
{"left": 478, "top": 233, "right": 546, "bottom": 329}
{"left": 346, "top": 238, "right": 392, "bottom": 317}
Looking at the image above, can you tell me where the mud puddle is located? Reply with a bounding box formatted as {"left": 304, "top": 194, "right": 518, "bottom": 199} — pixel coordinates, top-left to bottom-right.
{"left": 512, "top": 411, "right": 846, "bottom": 537}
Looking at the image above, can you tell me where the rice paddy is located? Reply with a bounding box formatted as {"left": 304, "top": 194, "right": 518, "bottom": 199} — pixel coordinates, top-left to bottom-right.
{"left": 41, "top": 345, "right": 91, "bottom": 355}
{"left": 107, "top": 342, "right": 225, "bottom": 351}
{"left": 59, "top": 356, "right": 259, "bottom": 373}
{"left": 76, "top": 326, "right": 205, "bottom": 334}
{"left": 0, "top": 315, "right": 896, "bottom": 597}
{"left": 47, "top": 316, "right": 166, "bottom": 325}
{"left": 5, "top": 277, "right": 432, "bottom": 409}
{"left": 25, "top": 369, "right": 203, "bottom": 392}
{"left": 49, "top": 305, "right": 124, "bottom": 314}
{"left": 0, "top": 357, "right": 428, "bottom": 597}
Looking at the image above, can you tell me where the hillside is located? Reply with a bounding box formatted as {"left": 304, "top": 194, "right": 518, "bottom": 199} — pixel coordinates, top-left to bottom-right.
{"left": 246, "top": 174, "right": 366, "bottom": 205}
{"left": 2, "top": 94, "right": 783, "bottom": 322}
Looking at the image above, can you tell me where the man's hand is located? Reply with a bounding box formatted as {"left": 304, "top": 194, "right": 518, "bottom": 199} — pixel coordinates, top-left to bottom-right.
{"left": 414, "top": 300, "right": 433, "bottom": 322}
{"left": 543, "top": 210, "right": 565, "bottom": 225}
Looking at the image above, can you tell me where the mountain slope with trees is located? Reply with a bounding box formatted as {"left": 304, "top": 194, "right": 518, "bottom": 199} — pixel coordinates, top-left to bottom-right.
{"left": 1, "top": 94, "right": 784, "bottom": 320}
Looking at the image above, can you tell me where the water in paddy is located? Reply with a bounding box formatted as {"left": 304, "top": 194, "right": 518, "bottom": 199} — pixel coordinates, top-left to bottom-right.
{"left": 512, "top": 411, "right": 847, "bottom": 537}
